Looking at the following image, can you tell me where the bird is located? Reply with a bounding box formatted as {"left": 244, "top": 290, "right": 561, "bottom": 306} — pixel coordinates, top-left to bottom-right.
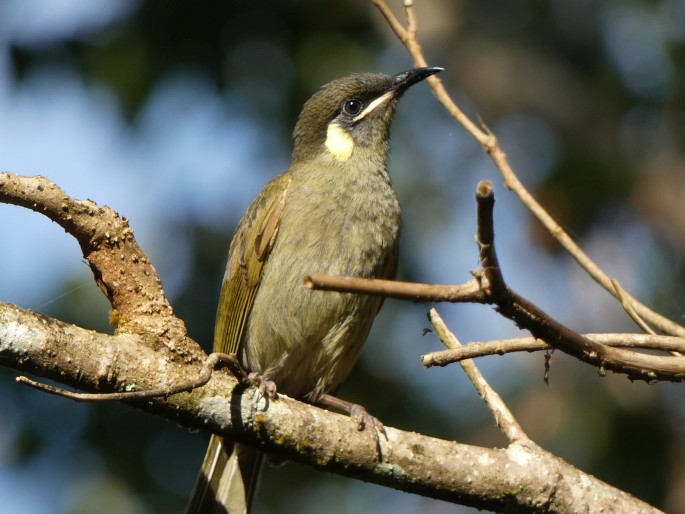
{"left": 185, "top": 66, "right": 443, "bottom": 514}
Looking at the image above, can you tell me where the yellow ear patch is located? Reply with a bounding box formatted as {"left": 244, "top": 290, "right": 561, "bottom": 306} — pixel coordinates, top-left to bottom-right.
{"left": 325, "top": 123, "right": 354, "bottom": 161}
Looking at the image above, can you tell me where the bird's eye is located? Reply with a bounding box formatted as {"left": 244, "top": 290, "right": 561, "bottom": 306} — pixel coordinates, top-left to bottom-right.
{"left": 343, "top": 99, "right": 363, "bottom": 115}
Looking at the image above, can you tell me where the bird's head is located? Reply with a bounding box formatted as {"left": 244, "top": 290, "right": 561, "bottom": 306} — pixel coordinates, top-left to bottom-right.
{"left": 292, "top": 67, "right": 442, "bottom": 165}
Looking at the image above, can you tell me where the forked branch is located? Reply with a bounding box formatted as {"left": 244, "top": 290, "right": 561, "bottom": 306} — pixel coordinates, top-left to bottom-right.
{"left": 372, "top": 0, "right": 685, "bottom": 338}
{"left": 307, "top": 181, "right": 685, "bottom": 382}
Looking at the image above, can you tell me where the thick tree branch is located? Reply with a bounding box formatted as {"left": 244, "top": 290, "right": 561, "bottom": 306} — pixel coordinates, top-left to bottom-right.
{"left": 0, "top": 172, "right": 203, "bottom": 360}
{"left": 0, "top": 301, "right": 662, "bottom": 514}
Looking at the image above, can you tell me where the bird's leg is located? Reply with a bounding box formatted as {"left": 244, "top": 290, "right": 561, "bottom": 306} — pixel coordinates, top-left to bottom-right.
{"left": 317, "top": 394, "right": 387, "bottom": 458}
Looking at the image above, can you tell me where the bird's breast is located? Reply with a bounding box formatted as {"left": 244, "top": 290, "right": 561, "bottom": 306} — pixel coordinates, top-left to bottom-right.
{"left": 287, "top": 166, "right": 400, "bottom": 276}
{"left": 242, "top": 162, "right": 401, "bottom": 398}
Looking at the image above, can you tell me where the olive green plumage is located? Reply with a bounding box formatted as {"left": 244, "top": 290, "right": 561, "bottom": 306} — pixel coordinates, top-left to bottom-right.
{"left": 186, "top": 67, "right": 442, "bottom": 514}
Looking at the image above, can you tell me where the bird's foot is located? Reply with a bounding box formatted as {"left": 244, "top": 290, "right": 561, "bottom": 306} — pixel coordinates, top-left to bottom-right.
{"left": 217, "top": 354, "right": 278, "bottom": 399}
{"left": 317, "top": 394, "right": 386, "bottom": 459}
{"left": 247, "top": 371, "right": 278, "bottom": 400}
{"left": 348, "top": 403, "right": 387, "bottom": 437}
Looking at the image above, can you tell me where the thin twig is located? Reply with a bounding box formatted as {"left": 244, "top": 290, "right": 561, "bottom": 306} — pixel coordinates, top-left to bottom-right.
{"left": 374, "top": 0, "right": 489, "bottom": 145}
{"left": 611, "top": 279, "right": 655, "bottom": 336}
{"left": 611, "top": 279, "right": 681, "bottom": 357}
{"left": 16, "top": 352, "right": 240, "bottom": 402}
{"left": 373, "top": 0, "right": 408, "bottom": 42}
{"left": 305, "top": 274, "right": 485, "bottom": 302}
{"left": 422, "top": 333, "right": 685, "bottom": 367}
{"left": 429, "top": 308, "right": 528, "bottom": 444}
{"left": 404, "top": 0, "right": 418, "bottom": 43}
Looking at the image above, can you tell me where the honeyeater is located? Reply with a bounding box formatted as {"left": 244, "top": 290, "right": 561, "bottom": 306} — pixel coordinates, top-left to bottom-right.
{"left": 185, "top": 66, "right": 442, "bottom": 514}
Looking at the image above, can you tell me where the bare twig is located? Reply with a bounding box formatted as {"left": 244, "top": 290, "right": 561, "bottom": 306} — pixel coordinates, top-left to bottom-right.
{"left": 611, "top": 280, "right": 655, "bottom": 335}
{"left": 304, "top": 274, "right": 485, "bottom": 302}
{"left": 308, "top": 181, "right": 685, "bottom": 382}
{"left": 372, "top": 0, "right": 685, "bottom": 338}
{"left": 373, "top": 0, "right": 490, "bottom": 144}
{"left": 471, "top": 182, "right": 685, "bottom": 380}
{"left": 422, "top": 333, "right": 685, "bottom": 367}
{"left": 428, "top": 308, "right": 528, "bottom": 444}
{"left": 16, "top": 352, "right": 241, "bottom": 402}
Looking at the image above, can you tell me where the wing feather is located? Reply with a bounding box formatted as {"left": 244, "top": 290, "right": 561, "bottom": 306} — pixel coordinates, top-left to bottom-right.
{"left": 213, "top": 173, "right": 291, "bottom": 355}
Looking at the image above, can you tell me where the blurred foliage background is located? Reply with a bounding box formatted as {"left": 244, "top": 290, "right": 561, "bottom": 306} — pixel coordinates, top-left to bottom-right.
{"left": 1, "top": 0, "right": 685, "bottom": 513}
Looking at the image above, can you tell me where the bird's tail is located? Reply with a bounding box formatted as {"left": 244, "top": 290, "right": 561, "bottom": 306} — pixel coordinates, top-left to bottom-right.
{"left": 185, "top": 435, "right": 263, "bottom": 514}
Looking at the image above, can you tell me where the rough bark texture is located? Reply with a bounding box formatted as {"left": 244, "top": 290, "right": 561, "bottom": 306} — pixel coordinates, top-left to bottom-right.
{"left": 0, "top": 301, "right": 661, "bottom": 513}
{"left": 0, "top": 172, "right": 202, "bottom": 361}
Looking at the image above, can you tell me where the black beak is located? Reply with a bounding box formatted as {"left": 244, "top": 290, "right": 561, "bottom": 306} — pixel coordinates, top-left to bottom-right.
{"left": 392, "top": 67, "right": 443, "bottom": 93}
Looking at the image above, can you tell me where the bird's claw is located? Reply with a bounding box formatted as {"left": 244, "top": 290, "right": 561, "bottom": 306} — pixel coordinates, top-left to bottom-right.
{"left": 316, "top": 394, "right": 386, "bottom": 460}
{"left": 247, "top": 371, "right": 278, "bottom": 400}
{"left": 347, "top": 403, "right": 387, "bottom": 461}
{"left": 217, "top": 355, "right": 278, "bottom": 400}
{"left": 349, "top": 404, "right": 386, "bottom": 437}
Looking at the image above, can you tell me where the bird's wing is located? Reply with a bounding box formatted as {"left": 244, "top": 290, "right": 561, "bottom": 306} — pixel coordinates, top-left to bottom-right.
{"left": 213, "top": 172, "right": 292, "bottom": 355}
